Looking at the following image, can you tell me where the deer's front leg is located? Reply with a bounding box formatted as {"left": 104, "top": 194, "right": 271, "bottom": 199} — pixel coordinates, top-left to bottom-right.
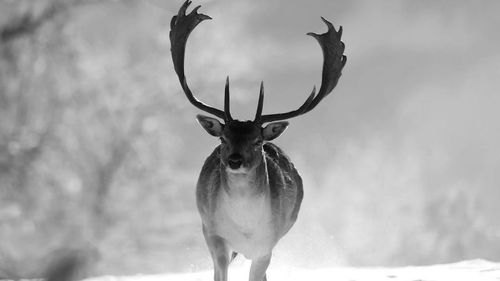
{"left": 249, "top": 254, "right": 271, "bottom": 281}
{"left": 203, "top": 226, "right": 230, "bottom": 281}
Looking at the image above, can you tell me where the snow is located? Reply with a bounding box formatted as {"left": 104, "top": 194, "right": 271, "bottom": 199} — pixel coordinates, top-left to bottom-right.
{"left": 86, "top": 259, "right": 500, "bottom": 281}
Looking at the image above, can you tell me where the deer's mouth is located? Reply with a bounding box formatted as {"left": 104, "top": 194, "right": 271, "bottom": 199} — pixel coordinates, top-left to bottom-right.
{"left": 226, "top": 165, "right": 249, "bottom": 174}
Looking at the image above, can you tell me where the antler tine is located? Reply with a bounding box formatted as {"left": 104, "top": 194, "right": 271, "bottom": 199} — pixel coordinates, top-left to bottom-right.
{"left": 259, "top": 17, "right": 346, "bottom": 124}
{"left": 225, "top": 76, "right": 233, "bottom": 121}
{"left": 170, "top": 0, "right": 227, "bottom": 121}
{"left": 254, "top": 81, "right": 265, "bottom": 122}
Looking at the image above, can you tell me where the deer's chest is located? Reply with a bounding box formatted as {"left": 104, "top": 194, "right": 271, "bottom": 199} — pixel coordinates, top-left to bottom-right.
{"left": 214, "top": 191, "right": 275, "bottom": 259}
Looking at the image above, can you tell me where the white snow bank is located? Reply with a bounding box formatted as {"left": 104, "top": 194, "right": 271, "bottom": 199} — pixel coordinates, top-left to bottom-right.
{"left": 86, "top": 259, "right": 500, "bottom": 281}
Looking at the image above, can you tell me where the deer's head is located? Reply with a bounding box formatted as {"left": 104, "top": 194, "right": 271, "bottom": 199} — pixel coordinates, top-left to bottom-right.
{"left": 170, "top": 0, "right": 346, "bottom": 173}
{"left": 195, "top": 79, "right": 289, "bottom": 173}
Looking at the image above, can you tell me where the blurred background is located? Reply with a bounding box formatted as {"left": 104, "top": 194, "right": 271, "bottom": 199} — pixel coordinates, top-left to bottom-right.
{"left": 1, "top": 0, "right": 499, "bottom": 278}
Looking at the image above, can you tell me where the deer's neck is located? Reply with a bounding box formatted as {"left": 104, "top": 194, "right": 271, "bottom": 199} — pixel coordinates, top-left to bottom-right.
{"left": 221, "top": 159, "right": 269, "bottom": 197}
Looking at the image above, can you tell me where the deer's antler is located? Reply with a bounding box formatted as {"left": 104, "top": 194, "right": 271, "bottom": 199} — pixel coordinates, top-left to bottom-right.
{"left": 170, "top": 0, "right": 232, "bottom": 121}
{"left": 256, "top": 17, "right": 347, "bottom": 124}
{"left": 171, "top": 1, "right": 346, "bottom": 124}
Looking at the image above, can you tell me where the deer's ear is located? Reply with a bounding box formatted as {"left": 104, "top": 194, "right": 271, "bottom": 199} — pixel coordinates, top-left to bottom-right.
{"left": 262, "top": 121, "right": 289, "bottom": 141}
{"left": 196, "top": 115, "right": 224, "bottom": 137}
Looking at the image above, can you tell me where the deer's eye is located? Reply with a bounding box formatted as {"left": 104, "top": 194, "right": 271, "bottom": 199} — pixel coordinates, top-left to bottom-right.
{"left": 254, "top": 140, "right": 263, "bottom": 147}
{"left": 219, "top": 137, "right": 227, "bottom": 144}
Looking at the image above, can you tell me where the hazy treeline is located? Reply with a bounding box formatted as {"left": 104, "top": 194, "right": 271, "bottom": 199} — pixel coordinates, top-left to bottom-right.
{"left": 0, "top": 0, "right": 205, "bottom": 277}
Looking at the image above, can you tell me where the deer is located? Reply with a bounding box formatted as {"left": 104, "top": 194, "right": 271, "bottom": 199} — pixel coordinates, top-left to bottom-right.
{"left": 169, "top": 1, "right": 346, "bottom": 281}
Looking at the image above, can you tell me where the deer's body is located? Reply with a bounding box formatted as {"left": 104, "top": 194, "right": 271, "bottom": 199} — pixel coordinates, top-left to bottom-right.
{"left": 197, "top": 143, "right": 303, "bottom": 260}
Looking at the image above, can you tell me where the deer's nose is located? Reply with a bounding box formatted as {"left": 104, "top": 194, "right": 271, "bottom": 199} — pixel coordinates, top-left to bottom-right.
{"left": 228, "top": 153, "right": 243, "bottom": 169}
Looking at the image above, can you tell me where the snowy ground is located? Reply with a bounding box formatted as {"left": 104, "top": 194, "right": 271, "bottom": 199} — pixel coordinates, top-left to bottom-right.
{"left": 87, "top": 260, "right": 500, "bottom": 281}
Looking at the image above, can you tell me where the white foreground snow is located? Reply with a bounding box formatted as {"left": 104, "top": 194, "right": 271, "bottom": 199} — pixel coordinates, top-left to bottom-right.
{"left": 86, "top": 259, "right": 500, "bottom": 281}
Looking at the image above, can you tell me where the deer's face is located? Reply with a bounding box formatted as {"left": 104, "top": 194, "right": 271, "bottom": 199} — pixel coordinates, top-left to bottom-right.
{"left": 196, "top": 115, "right": 288, "bottom": 173}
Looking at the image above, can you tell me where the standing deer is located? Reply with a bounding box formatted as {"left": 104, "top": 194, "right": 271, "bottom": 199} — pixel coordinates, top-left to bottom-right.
{"left": 169, "top": 1, "right": 346, "bottom": 281}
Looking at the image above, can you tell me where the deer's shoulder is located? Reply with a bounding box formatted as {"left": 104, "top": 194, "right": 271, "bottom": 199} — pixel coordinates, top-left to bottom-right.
{"left": 196, "top": 146, "right": 222, "bottom": 214}
{"left": 263, "top": 142, "right": 301, "bottom": 185}
{"left": 264, "top": 142, "right": 304, "bottom": 233}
